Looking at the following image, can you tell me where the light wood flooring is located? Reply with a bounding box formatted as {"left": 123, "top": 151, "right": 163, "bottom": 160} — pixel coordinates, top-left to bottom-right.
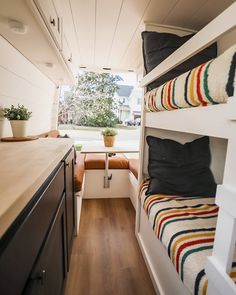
{"left": 65, "top": 198, "right": 156, "bottom": 295}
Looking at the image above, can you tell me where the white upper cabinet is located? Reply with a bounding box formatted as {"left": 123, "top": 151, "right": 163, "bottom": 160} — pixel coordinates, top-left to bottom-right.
{"left": 62, "top": 34, "right": 77, "bottom": 76}
{"left": 33, "top": 0, "right": 62, "bottom": 48}
{"left": 27, "top": 0, "right": 79, "bottom": 83}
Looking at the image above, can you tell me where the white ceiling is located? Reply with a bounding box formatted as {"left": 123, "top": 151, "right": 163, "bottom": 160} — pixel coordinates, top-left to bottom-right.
{"left": 0, "top": 0, "right": 235, "bottom": 81}
{"left": 70, "top": 0, "right": 235, "bottom": 72}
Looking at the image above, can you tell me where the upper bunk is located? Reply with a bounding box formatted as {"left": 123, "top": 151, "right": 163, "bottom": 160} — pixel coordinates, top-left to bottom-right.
{"left": 140, "top": 2, "right": 236, "bottom": 140}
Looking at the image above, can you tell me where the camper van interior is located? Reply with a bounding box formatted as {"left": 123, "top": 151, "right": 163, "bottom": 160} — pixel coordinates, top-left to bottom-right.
{"left": 0, "top": 0, "right": 236, "bottom": 294}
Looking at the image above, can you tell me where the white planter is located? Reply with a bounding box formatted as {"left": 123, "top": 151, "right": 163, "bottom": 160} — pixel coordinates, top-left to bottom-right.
{"left": 10, "top": 120, "right": 28, "bottom": 137}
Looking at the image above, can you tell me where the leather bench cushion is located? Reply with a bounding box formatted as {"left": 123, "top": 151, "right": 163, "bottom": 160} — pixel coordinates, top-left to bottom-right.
{"left": 129, "top": 159, "right": 139, "bottom": 180}
{"left": 74, "top": 153, "right": 86, "bottom": 192}
{"left": 84, "top": 153, "right": 129, "bottom": 170}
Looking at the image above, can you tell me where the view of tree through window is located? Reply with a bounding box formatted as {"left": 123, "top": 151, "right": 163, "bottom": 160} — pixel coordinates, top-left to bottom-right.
{"left": 59, "top": 72, "right": 122, "bottom": 127}
{"left": 58, "top": 71, "right": 142, "bottom": 144}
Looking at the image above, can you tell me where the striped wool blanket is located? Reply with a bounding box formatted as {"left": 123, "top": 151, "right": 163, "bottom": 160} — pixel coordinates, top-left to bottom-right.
{"left": 144, "top": 45, "right": 236, "bottom": 112}
{"left": 140, "top": 183, "right": 236, "bottom": 295}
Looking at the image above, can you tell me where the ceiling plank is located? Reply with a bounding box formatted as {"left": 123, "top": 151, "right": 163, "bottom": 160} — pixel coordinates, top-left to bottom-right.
{"left": 108, "top": 0, "right": 150, "bottom": 68}
{"left": 190, "top": 0, "right": 235, "bottom": 30}
{"left": 119, "top": 0, "right": 180, "bottom": 71}
{"left": 95, "top": 0, "right": 123, "bottom": 68}
{"left": 162, "top": 0, "right": 208, "bottom": 29}
{"left": 70, "top": 0, "right": 96, "bottom": 67}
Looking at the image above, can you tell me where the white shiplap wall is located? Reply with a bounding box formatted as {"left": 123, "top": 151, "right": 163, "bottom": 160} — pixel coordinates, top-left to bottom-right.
{"left": 0, "top": 36, "right": 58, "bottom": 137}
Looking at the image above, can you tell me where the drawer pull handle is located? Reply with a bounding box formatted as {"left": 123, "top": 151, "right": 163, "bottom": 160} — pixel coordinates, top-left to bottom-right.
{"left": 30, "top": 269, "right": 46, "bottom": 286}
{"left": 68, "top": 54, "right": 72, "bottom": 63}
{"left": 39, "top": 270, "right": 46, "bottom": 285}
{"left": 66, "top": 162, "right": 70, "bottom": 168}
{"left": 50, "top": 17, "right": 56, "bottom": 26}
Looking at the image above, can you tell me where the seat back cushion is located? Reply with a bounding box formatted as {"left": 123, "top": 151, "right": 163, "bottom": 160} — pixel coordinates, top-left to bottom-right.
{"left": 129, "top": 159, "right": 139, "bottom": 180}
{"left": 84, "top": 153, "right": 129, "bottom": 170}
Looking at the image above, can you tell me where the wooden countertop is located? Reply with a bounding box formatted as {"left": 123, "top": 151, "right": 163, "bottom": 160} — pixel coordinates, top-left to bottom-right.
{"left": 0, "top": 138, "right": 73, "bottom": 238}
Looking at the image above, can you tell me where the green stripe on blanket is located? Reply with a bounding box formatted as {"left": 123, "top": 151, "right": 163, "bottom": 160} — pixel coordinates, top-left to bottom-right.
{"left": 141, "top": 187, "right": 236, "bottom": 295}
{"left": 144, "top": 45, "right": 236, "bottom": 112}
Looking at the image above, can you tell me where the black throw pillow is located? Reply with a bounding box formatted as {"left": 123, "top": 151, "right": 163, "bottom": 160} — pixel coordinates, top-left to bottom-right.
{"left": 142, "top": 31, "right": 217, "bottom": 91}
{"left": 146, "top": 136, "right": 216, "bottom": 197}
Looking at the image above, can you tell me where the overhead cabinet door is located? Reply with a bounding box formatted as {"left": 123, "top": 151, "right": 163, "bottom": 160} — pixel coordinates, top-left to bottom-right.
{"left": 33, "top": 0, "right": 62, "bottom": 48}
{"left": 62, "top": 35, "right": 76, "bottom": 77}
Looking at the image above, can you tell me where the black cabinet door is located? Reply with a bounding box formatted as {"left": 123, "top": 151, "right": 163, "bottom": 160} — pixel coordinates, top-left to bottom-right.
{"left": 0, "top": 163, "right": 64, "bottom": 295}
{"left": 24, "top": 196, "right": 67, "bottom": 295}
{"left": 64, "top": 150, "right": 75, "bottom": 268}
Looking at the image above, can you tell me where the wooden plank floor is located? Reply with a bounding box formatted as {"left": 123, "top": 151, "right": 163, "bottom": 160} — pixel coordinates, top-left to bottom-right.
{"left": 65, "top": 198, "right": 156, "bottom": 295}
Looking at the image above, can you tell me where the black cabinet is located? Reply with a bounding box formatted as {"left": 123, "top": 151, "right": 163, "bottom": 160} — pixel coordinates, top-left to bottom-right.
{"left": 0, "top": 163, "right": 65, "bottom": 295}
{"left": 0, "top": 148, "right": 75, "bottom": 295}
{"left": 24, "top": 196, "right": 67, "bottom": 295}
{"left": 64, "top": 150, "right": 75, "bottom": 268}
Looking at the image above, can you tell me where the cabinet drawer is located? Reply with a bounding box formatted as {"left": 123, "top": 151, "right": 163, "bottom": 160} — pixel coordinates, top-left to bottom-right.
{"left": 0, "top": 163, "right": 64, "bottom": 295}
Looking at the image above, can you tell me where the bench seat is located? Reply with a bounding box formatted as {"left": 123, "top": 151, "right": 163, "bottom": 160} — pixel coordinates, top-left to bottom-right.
{"left": 73, "top": 153, "right": 139, "bottom": 193}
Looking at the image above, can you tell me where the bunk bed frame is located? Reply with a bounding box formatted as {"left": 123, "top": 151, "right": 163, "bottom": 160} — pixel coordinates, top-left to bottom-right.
{"left": 136, "top": 2, "right": 236, "bottom": 295}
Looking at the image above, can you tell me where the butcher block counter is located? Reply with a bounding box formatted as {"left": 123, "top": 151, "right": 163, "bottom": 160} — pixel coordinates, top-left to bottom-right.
{"left": 0, "top": 138, "right": 73, "bottom": 238}
{"left": 0, "top": 138, "right": 75, "bottom": 295}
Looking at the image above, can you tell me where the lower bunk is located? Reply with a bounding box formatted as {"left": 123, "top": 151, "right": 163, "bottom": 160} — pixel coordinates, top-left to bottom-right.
{"left": 136, "top": 182, "right": 236, "bottom": 295}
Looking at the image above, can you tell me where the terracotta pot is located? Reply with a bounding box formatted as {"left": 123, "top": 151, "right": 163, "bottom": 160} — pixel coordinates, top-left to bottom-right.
{"left": 10, "top": 120, "right": 28, "bottom": 137}
{"left": 103, "top": 135, "right": 115, "bottom": 147}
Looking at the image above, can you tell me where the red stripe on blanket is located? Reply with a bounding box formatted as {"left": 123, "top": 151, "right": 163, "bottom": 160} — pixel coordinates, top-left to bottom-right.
{"left": 156, "top": 207, "right": 219, "bottom": 238}
{"left": 197, "top": 63, "right": 207, "bottom": 106}
{"left": 176, "top": 238, "right": 214, "bottom": 273}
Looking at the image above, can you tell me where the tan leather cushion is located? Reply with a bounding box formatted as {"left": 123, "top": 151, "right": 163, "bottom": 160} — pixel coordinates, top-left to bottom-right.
{"left": 85, "top": 153, "right": 129, "bottom": 170}
{"left": 74, "top": 153, "right": 85, "bottom": 192}
{"left": 129, "top": 159, "right": 139, "bottom": 180}
{"left": 38, "top": 130, "right": 60, "bottom": 138}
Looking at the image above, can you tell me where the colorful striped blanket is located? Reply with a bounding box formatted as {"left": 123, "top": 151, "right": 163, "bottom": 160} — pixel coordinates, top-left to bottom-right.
{"left": 144, "top": 45, "right": 236, "bottom": 112}
{"left": 140, "top": 183, "right": 236, "bottom": 295}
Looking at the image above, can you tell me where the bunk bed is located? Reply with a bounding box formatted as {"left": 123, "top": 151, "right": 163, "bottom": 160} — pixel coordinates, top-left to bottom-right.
{"left": 136, "top": 3, "right": 236, "bottom": 295}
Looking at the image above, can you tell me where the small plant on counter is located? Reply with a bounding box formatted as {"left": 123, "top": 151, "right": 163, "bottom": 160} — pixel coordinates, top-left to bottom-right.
{"left": 3, "top": 104, "right": 32, "bottom": 120}
{"left": 74, "top": 143, "right": 83, "bottom": 151}
{"left": 101, "top": 128, "right": 117, "bottom": 147}
{"left": 101, "top": 127, "right": 118, "bottom": 137}
{"left": 3, "top": 104, "right": 32, "bottom": 137}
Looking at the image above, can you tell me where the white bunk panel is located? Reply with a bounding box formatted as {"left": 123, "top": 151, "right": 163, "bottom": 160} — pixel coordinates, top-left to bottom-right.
{"left": 145, "top": 97, "right": 236, "bottom": 139}
{"left": 206, "top": 256, "right": 236, "bottom": 295}
{"left": 140, "top": 2, "right": 236, "bottom": 87}
{"left": 136, "top": 206, "right": 191, "bottom": 295}
{"left": 216, "top": 185, "right": 236, "bottom": 219}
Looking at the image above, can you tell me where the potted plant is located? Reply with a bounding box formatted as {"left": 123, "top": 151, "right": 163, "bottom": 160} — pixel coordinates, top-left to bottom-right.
{"left": 101, "top": 127, "right": 117, "bottom": 147}
{"left": 3, "top": 104, "right": 32, "bottom": 137}
{"left": 74, "top": 143, "right": 82, "bottom": 151}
